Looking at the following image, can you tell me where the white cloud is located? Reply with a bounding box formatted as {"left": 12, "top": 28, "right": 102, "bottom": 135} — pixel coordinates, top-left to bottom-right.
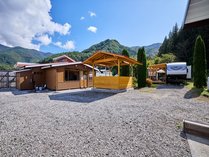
{"left": 80, "top": 16, "right": 85, "bottom": 20}
{"left": 87, "top": 26, "right": 97, "bottom": 33}
{"left": 54, "top": 40, "right": 75, "bottom": 50}
{"left": 0, "top": 0, "right": 71, "bottom": 50}
{"left": 36, "top": 34, "right": 52, "bottom": 46}
{"left": 88, "top": 11, "right": 96, "bottom": 17}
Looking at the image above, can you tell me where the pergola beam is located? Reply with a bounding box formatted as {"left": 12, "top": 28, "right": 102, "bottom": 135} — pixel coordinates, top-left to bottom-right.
{"left": 83, "top": 51, "right": 141, "bottom": 66}
{"left": 93, "top": 58, "right": 118, "bottom": 64}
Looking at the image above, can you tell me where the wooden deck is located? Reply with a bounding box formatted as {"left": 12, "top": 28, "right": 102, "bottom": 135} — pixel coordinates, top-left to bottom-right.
{"left": 94, "top": 76, "right": 133, "bottom": 90}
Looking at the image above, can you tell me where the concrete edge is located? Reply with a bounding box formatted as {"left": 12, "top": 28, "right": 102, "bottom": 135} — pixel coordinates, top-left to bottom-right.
{"left": 91, "top": 88, "right": 134, "bottom": 93}
{"left": 183, "top": 120, "right": 209, "bottom": 139}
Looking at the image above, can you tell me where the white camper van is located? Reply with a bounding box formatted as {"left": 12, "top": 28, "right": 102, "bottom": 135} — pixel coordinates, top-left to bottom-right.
{"left": 166, "top": 62, "right": 188, "bottom": 83}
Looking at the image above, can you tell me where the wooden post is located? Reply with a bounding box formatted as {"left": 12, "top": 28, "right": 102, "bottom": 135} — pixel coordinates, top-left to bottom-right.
{"left": 92, "top": 63, "right": 95, "bottom": 88}
{"left": 7, "top": 72, "right": 9, "bottom": 88}
{"left": 118, "top": 59, "right": 120, "bottom": 76}
{"left": 118, "top": 59, "right": 120, "bottom": 89}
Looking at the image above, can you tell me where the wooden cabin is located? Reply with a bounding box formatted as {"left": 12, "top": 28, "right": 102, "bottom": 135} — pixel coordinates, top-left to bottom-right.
{"left": 83, "top": 51, "right": 141, "bottom": 90}
{"left": 16, "top": 55, "right": 94, "bottom": 90}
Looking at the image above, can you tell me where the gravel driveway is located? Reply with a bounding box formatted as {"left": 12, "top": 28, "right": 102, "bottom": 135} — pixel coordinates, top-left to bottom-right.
{"left": 0, "top": 85, "right": 209, "bottom": 156}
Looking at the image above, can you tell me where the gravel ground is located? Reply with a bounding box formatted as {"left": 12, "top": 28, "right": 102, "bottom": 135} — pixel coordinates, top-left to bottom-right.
{"left": 0, "top": 85, "right": 209, "bottom": 157}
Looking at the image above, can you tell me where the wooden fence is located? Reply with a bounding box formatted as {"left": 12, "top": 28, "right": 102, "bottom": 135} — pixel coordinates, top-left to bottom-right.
{"left": 0, "top": 71, "right": 16, "bottom": 88}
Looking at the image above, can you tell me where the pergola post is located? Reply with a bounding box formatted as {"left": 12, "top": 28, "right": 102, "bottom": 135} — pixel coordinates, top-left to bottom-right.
{"left": 118, "top": 59, "right": 120, "bottom": 89}
{"left": 118, "top": 59, "right": 120, "bottom": 76}
{"left": 131, "top": 64, "right": 133, "bottom": 77}
{"left": 92, "top": 63, "right": 95, "bottom": 88}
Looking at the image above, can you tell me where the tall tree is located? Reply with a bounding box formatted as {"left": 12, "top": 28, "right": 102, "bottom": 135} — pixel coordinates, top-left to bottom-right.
{"left": 158, "top": 36, "right": 168, "bottom": 56}
{"left": 121, "top": 49, "right": 130, "bottom": 76}
{"left": 137, "top": 47, "right": 147, "bottom": 88}
{"left": 193, "top": 35, "right": 207, "bottom": 88}
{"left": 158, "top": 24, "right": 209, "bottom": 69}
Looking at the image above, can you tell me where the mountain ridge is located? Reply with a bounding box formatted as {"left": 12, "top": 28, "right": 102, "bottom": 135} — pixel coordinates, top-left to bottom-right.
{"left": 0, "top": 44, "right": 52, "bottom": 68}
{"left": 0, "top": 39, "right": 161, "bottom": 69}
{"left": 41, "top": 39, "right": 161, "bottom": 63}
{"left": 82, "top": 39, "right": 161, "bottom": 57}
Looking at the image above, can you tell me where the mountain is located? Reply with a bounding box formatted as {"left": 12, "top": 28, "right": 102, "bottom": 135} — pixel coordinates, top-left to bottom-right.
{"left": 0, "top": 44, "right": 52, "bottom": 68}
{"left": 0, "top": 44, "right": 10, "bottom": 51}
{"left": 131, "top": 43, "right": 162, "bottom": 57}
{"left": 82, "top": 39, "right": 136, "bottom": 55}
{"left": 41, "top": 51, "right": 92, "bottom": 63}
{"left": 41, "top": 39, "right": 161, "bottom": 64}
{"left": 82, "top": 39, "right": 161, "bottom": 57}
{"left": 0, "top": 39, "right": 161, "bottom": 70}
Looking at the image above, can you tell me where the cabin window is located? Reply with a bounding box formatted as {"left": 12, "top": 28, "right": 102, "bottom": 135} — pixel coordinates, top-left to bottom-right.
{"left": 65, "top": 70, "right": 79, "bottom": 81}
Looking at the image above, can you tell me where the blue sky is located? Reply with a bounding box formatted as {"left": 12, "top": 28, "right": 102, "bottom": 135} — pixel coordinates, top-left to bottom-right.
{"left": 0, "top": 0, "right": 188, "bottom": 53}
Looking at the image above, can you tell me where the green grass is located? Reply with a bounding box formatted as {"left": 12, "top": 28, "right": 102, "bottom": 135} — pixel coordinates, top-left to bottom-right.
{"left": 175, "top": 122, "right": 182, "bottom": 130}
{"left": 201, "top": 89, "right": 209, "bottom": 97}
{"left": 151, "top": 83, "right": 159, "bottom": 88}
{"left": 185, "top": 81, "right": 209, "bottom": 97}
{"left": 185, "top": 81, "right": 194, "bottom": 89}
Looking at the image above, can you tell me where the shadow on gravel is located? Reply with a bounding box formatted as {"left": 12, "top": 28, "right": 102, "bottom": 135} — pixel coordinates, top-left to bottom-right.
{"left": 0, "top": 88, "right": 52, "bottom": 95}
{"left": 49, "top": 90, "right": 117, "bottom": 103}
{"left": 180, "top": 131, "right": 187, "bottom": 139}
{"left": 184, "top": 88, "right": 203, "bottom": 99}
{"left": 157, "top": 84, "right": 184, "bottom": 89}
{"left": 0, "top": 88, "right": 34, "bottom": 95}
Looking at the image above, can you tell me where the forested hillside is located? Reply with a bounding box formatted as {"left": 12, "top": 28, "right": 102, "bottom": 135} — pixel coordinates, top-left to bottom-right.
{"left": 41, "top": 39, "right": 161, "bottom": 63}
{"left": 0, "top": 39, "right": 161, "bottom": 69}
{"left": 0, "top": 44, "right": 52, "bottom": 69}
{"left": 158, "top": 24, "right": 209, "bottom": 68}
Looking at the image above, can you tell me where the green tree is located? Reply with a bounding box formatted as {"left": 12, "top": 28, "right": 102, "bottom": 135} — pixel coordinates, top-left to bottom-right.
{"left": 160, "top": 53, "right": 176, "bottom": 63}
{"left": 158, "top": 24, "right": 209, "bottom": 69}
{"left": 121, "top": 49, "right": 130, "bottom": 76}
{"left": 137, "top": 47, "right": 147, "bottom": 88}
{"left": 193, "top": 35, "right": 207, "bottom": 88}
{"left": 153, "top": 53, "right": 176, "bottom": 64}
{"left": 158, "top": 36, "right": 168, "bottom": 56}
{"left": 111, "top": 66, "right": 118, "bottom": 76}
{"left": 0, "top": 64, "right": 13, "bottom": 70}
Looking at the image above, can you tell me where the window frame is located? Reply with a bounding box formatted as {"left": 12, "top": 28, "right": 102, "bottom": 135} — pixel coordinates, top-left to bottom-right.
{"left": 64, "top": 69, "right": 80, "bottom": 81}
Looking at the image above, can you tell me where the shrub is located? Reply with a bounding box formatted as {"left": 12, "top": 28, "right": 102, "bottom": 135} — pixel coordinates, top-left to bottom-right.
{"left": 132, "top": 77, "right": 137, "bottom": 88}
{"left": 193, "top": 35, "right": 207, "bottom": 88}
{"left": 146, "top": 78, "right": 152, "bottom": 87}
{"left": 121, "top": 49, "right": 130, "bottom": 76}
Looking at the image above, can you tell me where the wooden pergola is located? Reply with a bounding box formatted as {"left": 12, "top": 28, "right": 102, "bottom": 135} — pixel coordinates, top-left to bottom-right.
{"left": 83, "top": 51, "right": 141, "bottom": 90}
{"left": 148, "top": 63, "right": 166, "bottom": 83}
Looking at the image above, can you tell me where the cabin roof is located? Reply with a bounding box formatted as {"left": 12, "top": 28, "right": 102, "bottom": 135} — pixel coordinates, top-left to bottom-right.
{"left": 53, "top": 55, "right": 75, "bottom": 62}
{"left": 83, "top": 51, "right": 141, "bottom": 67}
{"left": 14, "top": 62, "right": 37, "bottom": 68}
{"left": 41, "top": 62, "right": 98, "bottom": 71}
{"left": 14, "top": 69, "right": 32, "bottom": 73}
{"left": 24, "top": 63, "right": 60, "bottom": 68}
{"left": 184, "top": 0, "right": 209, "bottom": 29}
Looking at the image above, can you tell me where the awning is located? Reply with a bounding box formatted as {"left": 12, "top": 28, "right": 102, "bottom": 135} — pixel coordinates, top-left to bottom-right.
{"left": 157, "top": 69, "right": 165, "bottom": 73}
